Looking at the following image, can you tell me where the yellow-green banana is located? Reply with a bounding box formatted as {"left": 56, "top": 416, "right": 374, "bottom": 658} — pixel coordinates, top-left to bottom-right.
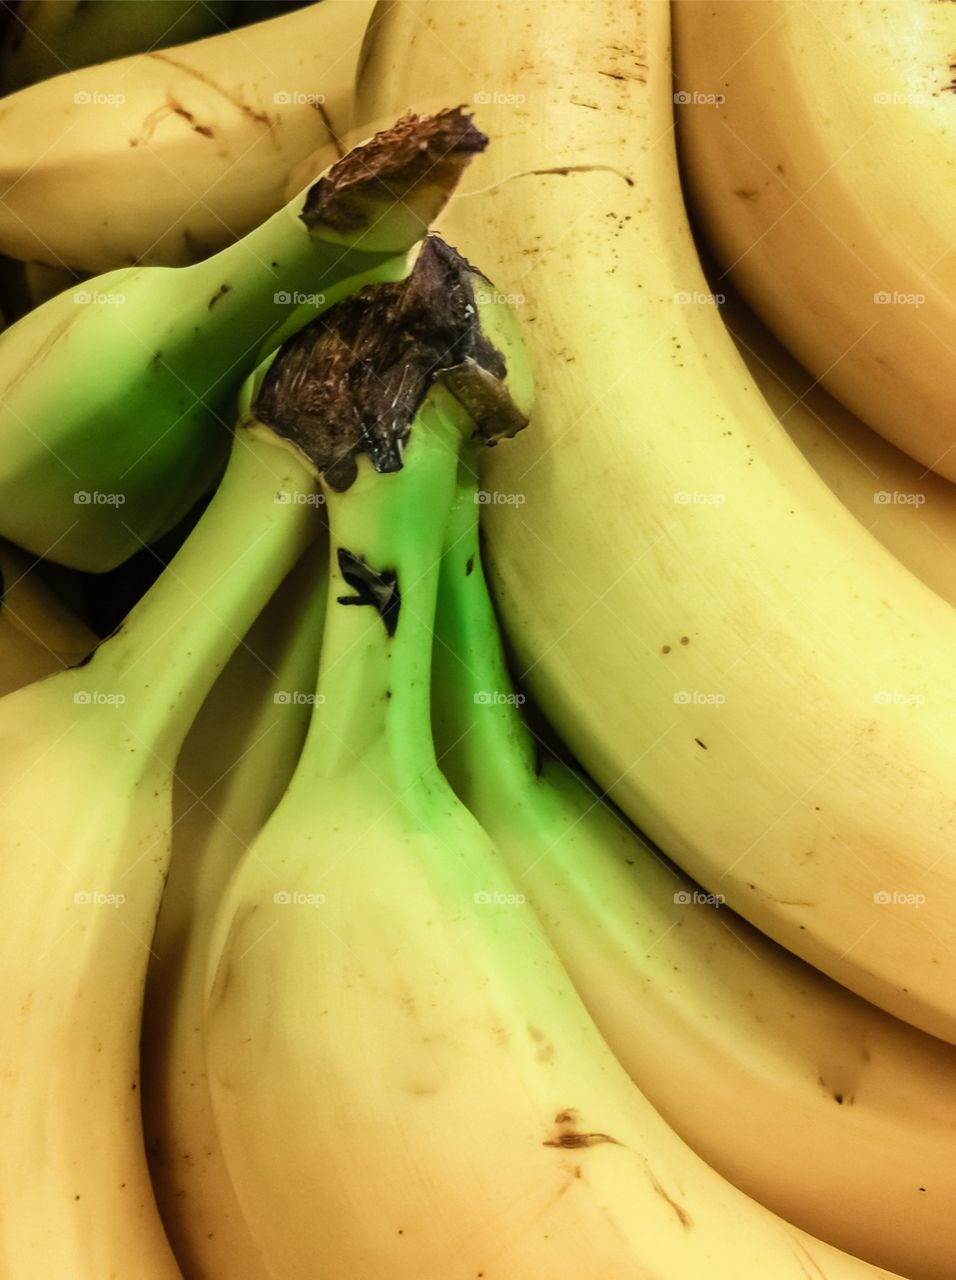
{"left": 357, "top": 0, "right": 956, "bottom": 1044}
{"left": 143, "top": 541, "right": 325, "bottom": 1280}
{"left": 0, "top": 382, "right": 321, "bottom": 1275}
{"left": 0, "top": 107, "right": 484, "bottom": 571}
{"left": 204, "top": 234, "right": 899, "bottom": 1280}
{"left": 432, "top": 458, "right": 956, "bottom": 1280}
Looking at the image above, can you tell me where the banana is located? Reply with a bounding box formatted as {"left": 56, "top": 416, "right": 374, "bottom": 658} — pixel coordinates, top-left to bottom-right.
{"left": 0, "top": 537, "right": 95, "bottom": 691}
{"left": 143, "top": 541, "right": 325, "bottom": 1280}
{"left": 724, "top": 289, "right": 956, "bottom": 612}
{"left": 0, "top": 0, "right": 234, "bottom": 93}
{"left": 0, "top": 107, "right": 484, "bottom": 571}
{"left": 204, "top": 239, "right": 899, "bottom": 1279}
{"left": 0, "top": 0, "right": 375, "bottom": 272}
{"left": 432, "top": 459, "right": 956, "bottom": 1280}
{"left": 0, "top": 387, "right": 323, "bottom": 1275}
{"left": 672, "top": 0, "right": 956, "bottom": 481}
{"left": 357, "top": 0, "right": 956, "bottom": 1043}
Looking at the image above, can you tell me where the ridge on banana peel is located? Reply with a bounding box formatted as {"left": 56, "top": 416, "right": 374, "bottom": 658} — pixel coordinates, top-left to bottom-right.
{"left": 0, "top": 350, "right": 333, "bottom": 1277}
{"left": 723, "top": 287, "right": 956, "bottom": 614}
{"left": 0, "top": 106, "right": 485, "bottom": 571}
{"left": 0, "top": 0, "right": 375, "bottom": 270}
{"left": 432, "top": 463, "right": 956, "bottom": 1280}
{"left": 357, "top": 0, "right": 956, "bottom": 1045}
{"left": 143, "top": 543, "right": 325, "bottom": 1280}
{"left": 672, "top": 0, "right": 956, "bottom": 482}
{"left": 203, "top": 234, "right": 898, "bottom": 1280}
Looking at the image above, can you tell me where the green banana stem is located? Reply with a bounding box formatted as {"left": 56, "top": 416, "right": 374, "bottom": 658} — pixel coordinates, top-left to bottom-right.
{"left": 301, "top": 390, "right": 466, "bottom": 801}
{"left": 83, "top": 424, "right": 319, "bottom": 762}
{"left": 432, "top": 452, "right": 539, "bottom": 799}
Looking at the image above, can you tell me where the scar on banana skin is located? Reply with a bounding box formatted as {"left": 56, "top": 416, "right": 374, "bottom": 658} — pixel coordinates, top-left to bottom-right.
{"left": 544, "top": 1109, "right": 692, "bottom": 1229}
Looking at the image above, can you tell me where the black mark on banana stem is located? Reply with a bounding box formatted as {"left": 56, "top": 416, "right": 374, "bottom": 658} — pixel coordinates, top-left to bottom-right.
{"left": 336, "top": 549, "right": 400, "bottom": 637}
{"left": 207, "top": 283, "right": 231, "bottom": 309}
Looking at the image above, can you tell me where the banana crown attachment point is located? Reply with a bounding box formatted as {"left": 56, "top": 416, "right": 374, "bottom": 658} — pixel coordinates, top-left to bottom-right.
{"left": 303, "top": 106, "right": 486, "bottom": 240}
{"left": 252, "top": 232, "right": 531, "bottom": 492}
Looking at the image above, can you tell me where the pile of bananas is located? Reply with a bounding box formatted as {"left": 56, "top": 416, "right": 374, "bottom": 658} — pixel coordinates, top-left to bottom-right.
{"left": 0, "top": 2, "right": 953, "bottom": 1277}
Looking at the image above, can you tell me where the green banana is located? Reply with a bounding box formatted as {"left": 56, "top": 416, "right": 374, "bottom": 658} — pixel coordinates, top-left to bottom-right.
{"left": 0, "top": 107, "right": 485, "bottom": 571}
{"left": 0, "top": 374, "right": 325, "bottom": 1274}
{"left": 143, "top": 540, "right": 326, "bottom": 1280}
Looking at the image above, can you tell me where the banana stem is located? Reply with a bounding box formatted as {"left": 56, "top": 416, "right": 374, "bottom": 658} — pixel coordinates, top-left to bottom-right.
{"left": 432, "top": 450, "right": 539, "bottom": 794}
{"left": 92, "top": 426, "right": 319, "bottom": 762}
{"left": 298, "top": 390, "right": 465, "bottom": 801}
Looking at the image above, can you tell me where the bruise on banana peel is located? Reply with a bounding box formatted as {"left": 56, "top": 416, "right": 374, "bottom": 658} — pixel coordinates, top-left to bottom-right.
{"left": 302, "top": 106, "right": 487, "bottom": 237}
{"left": 254, "top": 234, "right": 528, "bottom": 490}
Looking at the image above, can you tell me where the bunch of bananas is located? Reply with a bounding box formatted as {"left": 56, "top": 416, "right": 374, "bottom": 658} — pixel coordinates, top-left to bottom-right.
{"left": 0, "top": 2, "right": 953, "bottom": 1278}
